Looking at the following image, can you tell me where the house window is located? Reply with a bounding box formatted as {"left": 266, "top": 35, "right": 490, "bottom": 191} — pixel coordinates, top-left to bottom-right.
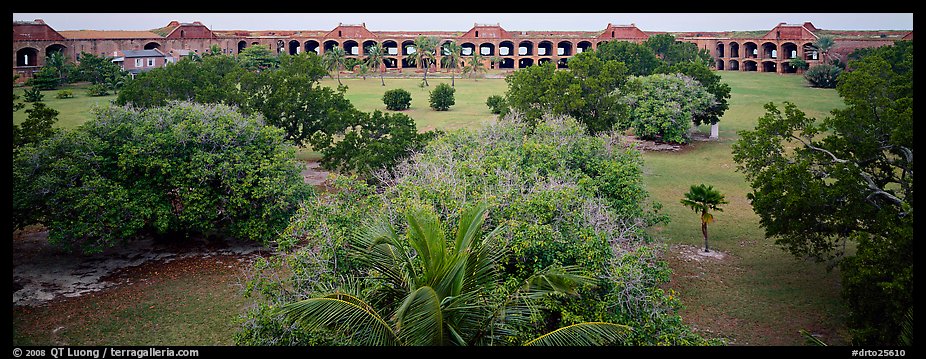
{"left": 135, "top": 58, "right": 143, "bottom": 67}
{"left": 147, "top": 58, "right": 155, "bottom": 67}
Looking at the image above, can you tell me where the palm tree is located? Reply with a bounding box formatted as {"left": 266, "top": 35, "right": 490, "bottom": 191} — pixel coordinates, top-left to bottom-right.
{"left": 406, "top": 35, "right": 437, "bottom": 86}
{"left": 365, "top": 44, "right": 387, "bottom": 86}
{"left": 322, "top": 47, "right": 347, "bottom": 86}
{"left": 463, "top": 52, "right": 487, "bottom": 80}
{"left": 680, "top": 184, "right": 729, "bottom": 253}
{"left": 440, "top": 42, "right": 463, "bottom": 87}
{"left": 278, "top": 202, "right": 631, "bottom": 346}
{"left": 813, "top": 35, "right": 836, "bottom": 64}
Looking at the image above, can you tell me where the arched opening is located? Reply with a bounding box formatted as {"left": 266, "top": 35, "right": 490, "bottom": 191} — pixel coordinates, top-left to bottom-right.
{"left": 729, "top": 42, "right": 740, "bottom": 58}
{"left": 461, "top": 42, "right": 476, "bottom": 56}
{"left": 518, "top": 58, "right": 534, "bottom": 68}
{"left": 180, "top": 30, "right": 186, "bottom": 38}
{"left": 498, "top": 41, "right": 514, "bottom": 56}
{"left": 557, "top": 58, "right": 569, "bottom": 68}
{"left": 782, "top": 60, "right": 799, "bottom": 73}
{"left": 518, "top": 41, "right": 533, "bottom": 56}
{"left": 781, "top": 42, "right": 798, "bottom": 59}
{"left": 362, "top": 40, "right": 377, "bottom": 55}
{"left": 440, "top": 41, "right": 453, "bottom": 56}
{"left": 251, "top": 41, "right": 260, "bottom": 46}
{"left": 238, "top": 41, "right": 247, "bottom": 53}
{"left": 343, "top": 40, "right": 359, "bottom": 56}
{"left": 744, "top": 42, "right": 758, "bottom": 58}
{"left": 323, "top": 40, "right": 340, "bottom": 53}
{"left": 45, "top": 44, "right": 67, "bottom": 59}
{"left": 716, "top": 59, "right": 724, "bottom": 70}
{"left": 577, "top": 41, "right": 593, "bottom": 54}
{"left": 716, "top": 42, "right": 725, "bottom": 57}
{"left": 276, "top": 40, "right": 285, "bottom": 54}
{"left": 289, "top": 40, "right": 300, "bottom": 55}
{"left": 304, "top": 40, "right": 320, "bottom": 54}
{"left": 538, "top": 57, "right": 552, "bottom": 66}
{"left": 479, "top": 43, "right": 495, "bottom": 56}
{"left": 499, "top": 58, "right": 515, "bottom": 69}
{"left": 557, "top": 41, "right": 573, "bottom": 56}
{"left": 728, "top": 60, "right": 739, "bottom": 71}
{"left": 537, "top": 41, "right": 553, "bottom": 56}
{"left": 761, "top": 42, "right": 777, "bottom": 59}
{"left": 143, "top": 42, "right": 161, "bottom": 50}
{"left": 743, "top": 60, "right": 758, "bottom": 72}
{"left": 384, "top": 57, "right": 398, "bottom": 69}
{"left": 401, "top": 58, "right": 416, "bottom": 69}
{"left": 802, "top": 42, "right": 818, "bottom": 60}
{"left": 382, "top": 40, "right": 398, "bottom": 56}
{"left": 16, "top": 47, "right": 39, "bottom": 67}
{"left": 761, "top": 61, "right": 777, "bottom": 73}
{"left": 402, "top": 40, "right": 416, "bottom": 56}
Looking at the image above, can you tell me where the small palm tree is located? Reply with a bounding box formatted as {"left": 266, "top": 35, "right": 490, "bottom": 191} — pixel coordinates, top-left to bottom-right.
{"left": 278, "top": 202, "right": 631, "bottom": 346}
{"left": 680, "top": 184, "right": 728, "bottom": 253}
{"left": 407, "top": 36, "right": 438, "bottom": 86}
{"left": 441, "top": 42, "right": 463, "bottom": 87}
{"left": 813, "top": 35, "right": 836, "bottom": 64}
{"left": 365, "top": 44, "right": 387, "bottom": 86}
{"left": 463, "top": 52, "right": 487, "bottom": 80}
{"left": 322, "top": 47, "right": 347, "bottom": 86}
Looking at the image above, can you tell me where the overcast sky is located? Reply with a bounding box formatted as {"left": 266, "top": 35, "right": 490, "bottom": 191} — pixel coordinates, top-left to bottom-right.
{"left": 13, "top": 13, "right": 913, "bottom": 32}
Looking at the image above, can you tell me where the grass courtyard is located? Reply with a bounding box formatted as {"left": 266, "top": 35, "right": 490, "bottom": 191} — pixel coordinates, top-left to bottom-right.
{"left": 12, "top": 70, "right": 849, "bottom": 345}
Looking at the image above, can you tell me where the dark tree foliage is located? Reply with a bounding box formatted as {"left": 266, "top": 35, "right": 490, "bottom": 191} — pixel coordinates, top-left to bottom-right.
{"left": 75, "top": 52, "right": 125, "bottom": 85}
{"left": 12, "top": 102, "right": 312, "bottom": 254}
{"left": 732, "top": 41, "right": 912, "bottom": 345}
{"left": 27, "top": 66, "right": 60, "bottom": 90}
{"left": 803, "top": 64, "right": 842, "bottom": 88}
{"left": 595, "top": 41, "right": 663, "bottom": 76}
{"left": 13, "top": 102, "right": 59, "bottom": 151}
{"left": 504, "top": 53, "right": 630, "bottom": 134}
{"left": 485, "top": 94, "right": 508, "bottom": 115}
{"left": 309, "top": 110, "right": 437, "bottom": 178}
{"left": 643, "top": 34, "right": 712, "bottom": 66}
{"left": 116, "top": 55, "right": 245, "bottom": 108}
{"left": 657, "top": 61, "right": 731, "bottom": 126}
{"left": 238, "top": 45, "right": 280, "bottom": 71}
{"left": 23, "top": 87, "right": 44, "bottom": 102}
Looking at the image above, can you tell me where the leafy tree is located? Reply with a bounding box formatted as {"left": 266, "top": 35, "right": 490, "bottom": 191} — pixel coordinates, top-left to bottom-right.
{"left": 595, "top": 41, "right": 663, "bottom": 76}
{"left": 278, "top": 202, "right": 632, "bottom": 346}
{"left": 75, "top": 52, "right": 125, "bottom": 85}
{"left": 309, "top": 110, "right": 435, "bottom": 178}
{"left": 440, "top": 41, "right": 463, "bottom": 87}
{"left": 803, "top": 64, "right": 842, "bottom": 88}
{"left": 322, "top": 47, "right": 347, "bottom": 86}
{"left": 657, "top": 61, "right": 731, "bottom": 126}
{"left": 13, "top": 102, "right": 59, "bottom": 151}
{"left": 680, "top": 184, "right": 728, "bottom": 252}
{"left": 485, "top": 94, "right": 508, "bottom": 116}
{"left": 86, "top": 83, "right": 110, "bottom": 97}
{"left": 504, "top": 52, "right": 630, "bottom": 134}
{"left": 623, "top": 73, "right": 715, "bottom": 143}
{"left": 238, "top": 45, "right": 280, "bottom": 71}
{"left": 429, "top": 82, "right": 455, "bottom": 111}
{"left": 12, "top": 102, "right": 311, "bottom": 254}
{"left": 382, "top": 88, "right": 412, "bottom": 111}
{"left": 731, "top": 41, "right": 912, "bottom": 345}
{"left": 28, "top": 66, "right": 60, "bottom": 90}
{"left": 23, "top": 87, "right": 44, "bottom": 102}
{"left": 462, "top": 52, "right": 487, "bottom": 80}
{"left": 116, "top": 54, "right": 244, "bottom": 108}
{"left": 406, "top": 36, "right": 438, "bottom": 86}
{"left": 643, "top": 34, "right": 712, "bottom": 66}
{"left": 788, "top": 58, "right": 810, "bottom": 71}
{"left": 365, "top": 44, "right": 388, "bottom": 86}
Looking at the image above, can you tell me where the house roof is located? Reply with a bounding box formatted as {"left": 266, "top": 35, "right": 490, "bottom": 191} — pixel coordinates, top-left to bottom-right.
{"left": 121, "top": 49, "right": 168, "bottom": 58}
{"left": 59, "top": 30, "right": 161, "bottom": 39}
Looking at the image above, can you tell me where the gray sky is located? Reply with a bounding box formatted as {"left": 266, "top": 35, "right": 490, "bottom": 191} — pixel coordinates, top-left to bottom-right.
{"left": 13, "top": 13, "right": 913, "bottom": 32}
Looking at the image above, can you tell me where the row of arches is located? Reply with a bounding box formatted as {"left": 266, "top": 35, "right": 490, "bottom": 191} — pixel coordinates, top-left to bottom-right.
{"left": 715, "top": 41, "right": 818, "bottom": 61}
{"left": 239, "top": 39, "right": 600, "bottom": 58}
{"left": 714, "top": 59, "right": 801, "bottom": 73}
{"left": 15, "top": 41, "right": 166, "bottom": 67}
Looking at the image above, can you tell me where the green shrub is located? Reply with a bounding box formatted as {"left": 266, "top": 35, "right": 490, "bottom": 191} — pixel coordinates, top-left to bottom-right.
{"left": 237, "top": 115, "right": 719, "bottom": 346}
{"left": 55, "top": 90, "right": 74, "bottom": 99}
{"left": 86, "top": 83, "right": 110, "bottom": 96}
{"left": 804, "top": 64, "right": 842, "bottom": 88}
{"left": 428, "top": 82, "right": 455, "bottom": 111}
{"left": 485, "top": 94, "right": 508, "bottom": 115}
{"left": 12, "top": 101, "right": 312, "bottom": 254}
{"left": 382, "top": 88, "right": 412, "bottom": 111}
{"left": 23, "top": 87, "right": 44, "bottom": 102}
{"left": 623, "top": 73, "right": 715, "bottom": 144}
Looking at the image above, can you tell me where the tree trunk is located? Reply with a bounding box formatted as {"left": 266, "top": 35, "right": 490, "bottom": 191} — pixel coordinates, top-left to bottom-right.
{"left": 380, "top": 71, "right": 385, "bottom": 86}
{"left": 702, "top": 221, "right": 710, "bottom": 253}
{"left": 423, "top": 64, "right": 429, "bottom": 86}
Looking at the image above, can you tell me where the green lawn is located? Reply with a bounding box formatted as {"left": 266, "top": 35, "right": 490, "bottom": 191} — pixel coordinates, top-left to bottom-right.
{"left": 12, "top": 70, "right": 850, "bottom": 346}
{"left": 13, "top": 83, "right": 118, "bottom": 129}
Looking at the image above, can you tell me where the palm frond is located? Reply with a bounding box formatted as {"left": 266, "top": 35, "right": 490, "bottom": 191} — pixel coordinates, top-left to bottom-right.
{"left": 799, "top": 329, "right": 828, "bottom": 346}
{"left": 394, "top": 286, "right": 444, "bottom": 346}
{"left": 523, "top": 322, "right": 632, "bottom": 346}
{"left": 405, "top": 207, "right": 447, "bottom": 278}
{"left": 277, "top": 293, "right": 399, "bottom": 346}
